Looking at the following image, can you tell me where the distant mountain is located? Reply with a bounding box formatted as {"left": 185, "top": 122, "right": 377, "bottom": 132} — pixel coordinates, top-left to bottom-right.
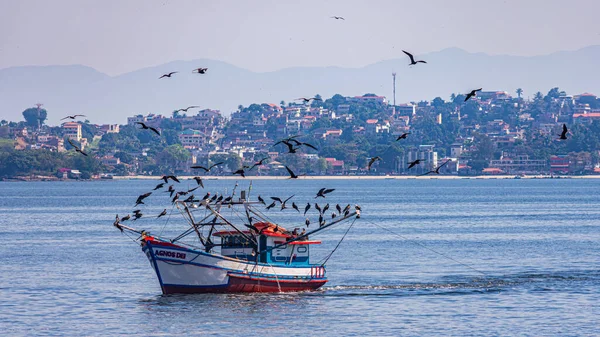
{"left": 2, "top": 46, "right": 600, "bottom": 125}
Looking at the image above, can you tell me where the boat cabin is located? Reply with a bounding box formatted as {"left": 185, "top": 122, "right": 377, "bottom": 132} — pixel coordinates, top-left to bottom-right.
{"left": 212, "top": 222, "right": 321, "bottom": 266}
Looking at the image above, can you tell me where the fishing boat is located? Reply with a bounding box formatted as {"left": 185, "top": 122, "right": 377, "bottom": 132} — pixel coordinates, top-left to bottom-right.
{"left": 113, "top": 189, "right": 361, "bottom": 294}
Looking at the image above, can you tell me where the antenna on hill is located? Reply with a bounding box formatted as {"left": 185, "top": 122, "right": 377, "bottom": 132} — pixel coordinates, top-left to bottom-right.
{"left": 392, "top": 72, "right": 396, "bottom": 116}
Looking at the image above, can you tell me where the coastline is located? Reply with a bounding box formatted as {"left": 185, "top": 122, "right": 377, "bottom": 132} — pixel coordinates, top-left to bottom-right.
{"left": 4, "top": 174, "right": 600, "bottom": 182}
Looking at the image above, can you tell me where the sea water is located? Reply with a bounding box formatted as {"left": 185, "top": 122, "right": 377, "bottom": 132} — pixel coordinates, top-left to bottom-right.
{"left": 0, "top": 179, "right": 598, "bottom": 336}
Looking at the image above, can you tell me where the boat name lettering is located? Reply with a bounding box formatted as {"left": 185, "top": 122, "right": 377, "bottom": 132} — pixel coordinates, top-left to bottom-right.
{"left": 155, "top": 250, "right": 186, "bottom": 259}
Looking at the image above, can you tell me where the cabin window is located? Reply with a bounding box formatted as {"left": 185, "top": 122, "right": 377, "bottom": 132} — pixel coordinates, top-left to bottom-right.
{"left": 221, "top": 235, "right": 252, "bottom": 248}
{"left": 296, "top": 246, "right": 307, "bottom": 253}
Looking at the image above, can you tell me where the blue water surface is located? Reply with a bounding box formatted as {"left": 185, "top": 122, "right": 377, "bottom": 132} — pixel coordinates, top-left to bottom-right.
{"left": 0, "top": 178, "right": 599, "bottom": 336}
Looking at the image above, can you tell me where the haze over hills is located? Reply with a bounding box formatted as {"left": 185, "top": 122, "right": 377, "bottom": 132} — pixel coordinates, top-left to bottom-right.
{"left": 2, "top": 46, "right": 600, "bottom": 125}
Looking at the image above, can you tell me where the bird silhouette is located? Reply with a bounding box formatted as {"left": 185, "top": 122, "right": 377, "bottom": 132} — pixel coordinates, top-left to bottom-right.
{"left": 305, "top": 218, "right": 310, "bottom": 227}
{"left": 280, "top": 195, "right": 295, "bottom": 210}
{"left": 192, "top": 68, "right": 208, "bottom": 74}
{"left": 257, "top": 195, "right": 266, "bottom": 205}
{"left": 402, "top": 50, "right": 427, "bottom": 66}
{"left": 121, "top": 214, "right": 131, "bottom": 221}
{"left": 285, "top": 166, "right": 300, "bottom": 179}
{"left": 190, "top": 162, "right": 224, "bottom": 172}
{"left": 304, "top": 203, "right": 311, "bottom": 215}
{"left": 161, "top": 175, "right": 180, "bottom": 183}
{"left": 153, "top": 182, "right": 165, "bottom": 190}
{"left": 135, "top": 192, "right": 152, "bottom": 206}
{"left": 407, "top": 159, "right": 424, "bottom": 169}
{"left": 315, "top": 188, "right": 335, "bottom": 198}
{"left": 336, "top": 204, "right": 342, "bottom": 214}
{"left": 315, "top": 203, "right": 322, "bottom": 214}
{"left": 419, "top": 159, "right": 452, "bottom": 176}
{"left": 330, "top": 16, "right": 345, "bottom": 20}
{"left": 233, "top": 169, "right": 246, "bottom": 178}
{"left": 247, "top": 157, "right": 269, "bottom": 170}
{"left": 292, "top": 202, "right": 300, "bottom": 212}
{"left": 166, "top": 185, "right": 175, "bottom": 197}
{"left": 559, "top": 124, "right": 568, "bottom": 140}
{"left": 266, "top": 202, "right": 276, "bottom": 210}
{"left": 295, "top": 97, "right": 322, "bottom": 104}
{"left": 271, "top": 196, "right": 283, "bottom": 204}
{"left": 282, "top": 141, "right": 299, "bottom": 154}
{"left": 396, "top": 132, "right": 411, "bottom": 141}
{"left": 66, "top": 138, "right": 88, "bottom": 156}
{"left": 193, "top": 177, "right": 204, "bottom": 188}
{"left": 464, "top": 88, "right": 482, "bottom": 102}
{"left": 157, "top": 209, "right": 167, "bottom": 218}
{"left": 61, "top": 114, "right": 86, "bottom": 120}
{"left": 159, "top": 71, "right": 177, "bottom": 79}
{"left": 323, "top": 203, "right": 330, "bottom": 213}
{"left": 273, "top": 135, "right": 301, "bottom": 145}
{"left": 177, "top": 106, "right": 199, "bottom": 112}
{"left": 368, "top": 156, "right": 382, "bottom": 171}
{"left": 135, "top": 122, "right": 160, "bottom": 136}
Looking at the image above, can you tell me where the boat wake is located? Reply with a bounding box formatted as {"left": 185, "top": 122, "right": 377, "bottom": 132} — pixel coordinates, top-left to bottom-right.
{"left": 319, "top": 269, "right": 600, "bottom": 297}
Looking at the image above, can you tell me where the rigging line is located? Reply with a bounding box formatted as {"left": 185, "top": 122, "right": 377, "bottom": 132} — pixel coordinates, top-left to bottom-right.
{"left": 319, "top": 217, "right": 357, "bottom": 267}
{"left": 158, "top": 203, "right": 177, "bottom": 237}
{"left": 365, "top": 219, "right": 489, "bottom": 276}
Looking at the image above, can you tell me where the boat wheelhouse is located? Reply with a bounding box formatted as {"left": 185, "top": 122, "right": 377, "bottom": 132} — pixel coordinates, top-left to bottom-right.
{"left": 115, "top": 189, "right": 359, "bottom": 294}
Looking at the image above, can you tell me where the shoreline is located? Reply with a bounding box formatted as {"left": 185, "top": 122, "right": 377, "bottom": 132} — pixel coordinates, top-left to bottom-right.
{"left": 4, "top": 174, "right": 600, "bottom": 181}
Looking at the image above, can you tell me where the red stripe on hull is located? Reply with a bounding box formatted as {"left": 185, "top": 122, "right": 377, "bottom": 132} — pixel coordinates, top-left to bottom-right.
{"left": 162, "top": 276, "right": 327, "bottom": 294}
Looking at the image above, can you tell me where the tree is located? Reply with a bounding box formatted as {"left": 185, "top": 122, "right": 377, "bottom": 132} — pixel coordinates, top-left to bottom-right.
{"left": 22, "top": 107, "right": 48, "bottom": 129}
{"left": 432, "top": 97, "right": 445, "bottom": 108}
{"left": 516, "top": 88, "right": 523, "bottom": 99}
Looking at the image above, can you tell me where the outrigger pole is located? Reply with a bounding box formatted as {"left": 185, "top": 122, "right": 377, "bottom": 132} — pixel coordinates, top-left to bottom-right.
{"left": 202, "top": 200, "right": 258, "bottom": 246}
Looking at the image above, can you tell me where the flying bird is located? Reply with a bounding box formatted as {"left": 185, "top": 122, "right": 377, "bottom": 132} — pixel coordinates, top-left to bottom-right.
{"left": 193, "top": 177, "right": 204, "bottom": 188}
{"left": 315, "top": 188, "right": 335, "bottom": 198}
{"left": 282, "top": 141, "right": 299, "bottom": 154}
{"left": 135, "top": 122, "right": 160, "bottom": 136}
{"left": 247, "top": 157, "right": 269, "bottom": 170}
{"left": 266, "top": 202, "right": 276, "bottom": 210}
{"left": 402, "top": 50, "right": 427, "bottom": 66}
{"left": 191, "top": 162, "right": 224, "bottom": 172}
{"left": 153, "top": 182, "right": 165, "bottom": 190}
{"left": 407, "top": 159, "right": 424, "bottom": 169}
{"left": 368, "top": 156, "right": 382, "bottom": 171}
{"left": 159, "top": 71, "right": 177, "bottom": 79}
{"left": 285, "top": 166, "right": 300, "bottom": 179}
{"left": 61, "top": 114, "right": 86, "bottom": 120}
{"left": 295, "top": 97, "right": 322, "bottom": 104}
{"left": 166, "top": 185, "right": 175, "bottom": 197}
{"left": 330, "top": 16, "right": 345, "bottom": 20}
{"left": 157, "top": 209, "right": 167, "bottom": 218}
{"left": 257, "top": 195, "right": 266, "bottom": 205}
{"left": 161, "top": 175, "right": 180, "bottom": 183}
{"left": 192, "top": 68, "right": 208, "bottom": 74}
{"left": 464, "top": 88, "right": 482, "bottom": 102}
{"left": 559, "top": 124, "right": 568, "bottom": 140}
{"left": 67, "top": 138, "right": 88, "bottom": 156}
{"left": 177, "top": 106, "right": 199, "bottom": 112}
{"left": 280, "top": 195, "right": 295, "bottom": 210}
{"left": 273, "top": 135, "right": 301, "bottom": 146}
{"left": 396, "top": 132, "right": 411, "bottom": 141}
{"left": 419, "top": 159, "right": 452, "bottom": 176}
{"left": 135, "top": 192, "right": 152, "bottom": 206}
{"left": 233, "top": 169, "right": 246, "bottom": 178}
{"left": 270, "top": 196, "right": 283, "bottom": 204}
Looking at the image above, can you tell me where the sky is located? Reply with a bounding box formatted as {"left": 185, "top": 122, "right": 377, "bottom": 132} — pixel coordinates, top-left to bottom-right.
{"left": 1, "top": 0, "right": 600, "bottom": 75}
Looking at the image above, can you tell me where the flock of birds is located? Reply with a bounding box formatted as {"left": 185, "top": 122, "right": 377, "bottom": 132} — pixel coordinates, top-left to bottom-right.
{"left": 114, "top": 169, "right": 358, "bottom": 234}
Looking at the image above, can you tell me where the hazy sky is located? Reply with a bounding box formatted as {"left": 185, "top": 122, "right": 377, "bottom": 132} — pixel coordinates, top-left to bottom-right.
{"left": 1, "top": 0, "right": 599, "bottom": 75}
